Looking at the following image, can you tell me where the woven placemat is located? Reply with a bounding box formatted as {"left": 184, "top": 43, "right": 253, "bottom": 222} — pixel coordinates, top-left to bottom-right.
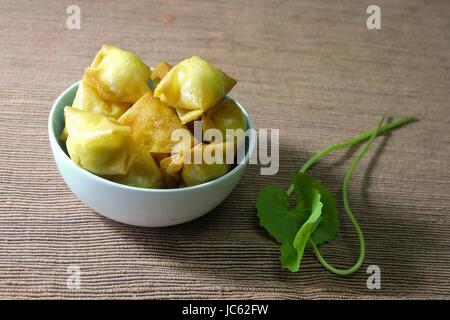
{"left": 0, "top": 0, "right": 449, "bottom": 298}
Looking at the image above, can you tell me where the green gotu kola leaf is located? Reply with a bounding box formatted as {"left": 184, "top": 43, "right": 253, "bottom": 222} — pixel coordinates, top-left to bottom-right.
{"left": 292, "top": 173, "right": 339, "bottom": 246}
{"left": 256, "top": 186, "right": 307, "bottom": 246}
{"left": 282, "top": 189, "right": 323, "bottom": 272}
{"left": 257, "top": 175, "right": 339, "bottom": 272}
{"left": 256, "top": 115, "right": 417, "bottom": 275}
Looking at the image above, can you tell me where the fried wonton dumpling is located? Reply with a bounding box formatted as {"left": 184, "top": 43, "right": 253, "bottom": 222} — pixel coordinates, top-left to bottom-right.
{"left": 84, "top": 45, "right": 152, "bottom": 103}
{"left": 150, "top": 61, "right": 173, "bottom": 88}
{"left": 202, "top": 98, "right": 247, "bottom": 142}
{"left": 150, "top": 61, "right": 204, "bottom": 124}
{"left": 160, "top": 152, "right": 184, "bottom": 176}
{"left": 158, "top": 143, "right": 232, "bottom": 187}
{"left": 181, "top": 143, "right": 231, "bottom": 186}
{"left": 60, "top": 127, "right": 68, "bottom": 142}
{"left": 175, "top": 108, "right": 203, "bottom": 124}
{"left": 72, "top": 79, "right": 131, "bottom": 119}
{"left": 118, "top": 92, "right": 194, "bottom": 153}
{"left": 159, "top": 152, "right": 184, "bottom": 188}
{"left": 154, "top": 56, "right": 236, "bottom": 112}
{"left": 161, "top": 170, "right": 181, "bottom": 188}
{"left": 151, "top": 152, "right": 171, "bottom": 165}
{"left": 111, "top": 145, "right": 164, "bottom": 189}
{"left": 64, "top": 107, "right": 135, "bottom": 175}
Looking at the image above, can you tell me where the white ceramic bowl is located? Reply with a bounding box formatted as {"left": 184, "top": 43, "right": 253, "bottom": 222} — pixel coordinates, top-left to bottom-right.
{"left": 49, "top": 81, "right": 255, "bottom": 227}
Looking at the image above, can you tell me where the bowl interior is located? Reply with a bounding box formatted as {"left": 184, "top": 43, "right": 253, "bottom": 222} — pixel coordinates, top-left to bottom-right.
{"left": 49, "top": 82, "right": 255, "bottom": 190}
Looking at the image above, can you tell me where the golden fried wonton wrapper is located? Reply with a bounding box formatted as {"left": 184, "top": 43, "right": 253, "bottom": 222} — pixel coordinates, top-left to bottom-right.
{"left": 202, "top": 98, "right": 247, "bottom": 144}
{"left": 160, "top": 152, "right": 184, "bottom": 176}
{"left": 60, "top": 127, "right": 68, "bottom": 142}
{"left": 159, "top": 143, "right": 232, "bottom": 187}
{"left": 154, "top": 56, "right": 236, "bottom": 112}
{"left": 84, "top": 45, "right": 152, "bottom": 104}
{"left": 151, "top": 61, "right": 204, "bottom": 124}
{"left": 181, "top": 143, "right": 231, "bottom": 186}
{"left": 64, "top": 107, "right": 135, "bottom": 175}
{"left": 118, "top": 92, "right": 194, "bottom": 153}
{"left": 161, "top": 170, "right": 181, "bottom": 189}
{"left": 73, "top": 79, "right": 131, "bottom": 119}
{"left": 151, "top": 152, "right": 171, "bottom": 165}
{"left": 175, "top": 108, "right": 204, "bottom": 124}
{"left": 150, "top": 61, "right": 173, "bottom": 88}
{"left": 110, "top": 145, "right": 164, "bottom": 189}
{"left": 159, "top": 152, "right": 184, "bottom": 188}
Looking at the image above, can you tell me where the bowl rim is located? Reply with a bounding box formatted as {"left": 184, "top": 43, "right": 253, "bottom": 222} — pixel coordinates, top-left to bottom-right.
{"left": 48, "top": 81, "right": 256, "bottom": 193}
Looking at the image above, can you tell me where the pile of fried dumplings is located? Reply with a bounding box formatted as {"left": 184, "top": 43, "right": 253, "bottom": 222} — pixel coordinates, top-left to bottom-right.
{"left": 61, "top": 45, "right": 247, "bottom": 188}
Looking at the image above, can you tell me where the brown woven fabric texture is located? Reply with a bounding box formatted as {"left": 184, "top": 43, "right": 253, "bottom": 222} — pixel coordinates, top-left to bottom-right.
{"left": 0, "top": 0, "right": 449, "bottom": 299}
